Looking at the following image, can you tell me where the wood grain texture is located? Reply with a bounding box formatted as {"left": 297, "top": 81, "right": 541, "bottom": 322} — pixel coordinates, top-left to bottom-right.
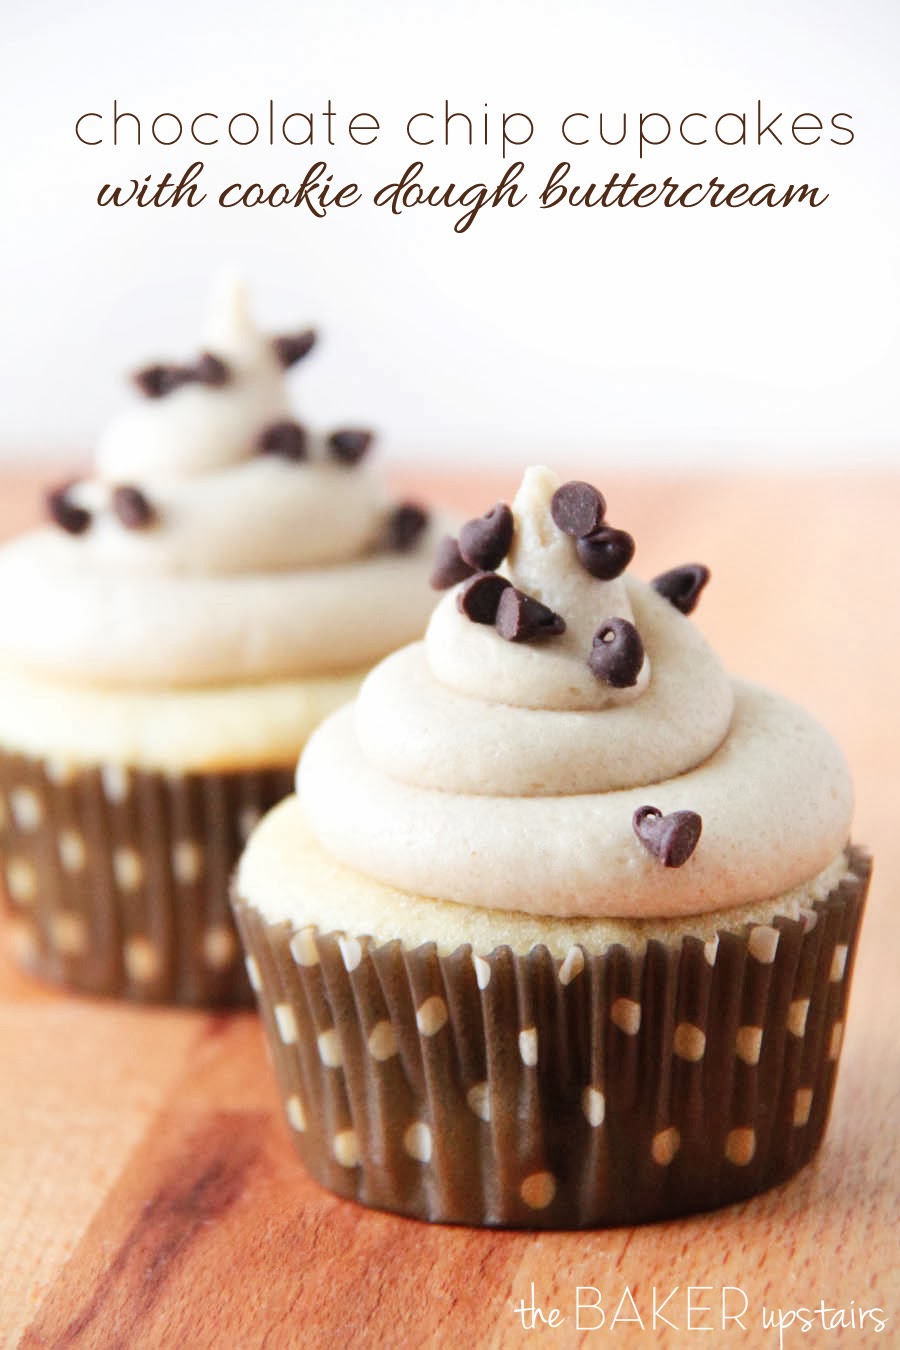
{"left": 2, "top": 466, "right": 898, "bottom": 1349}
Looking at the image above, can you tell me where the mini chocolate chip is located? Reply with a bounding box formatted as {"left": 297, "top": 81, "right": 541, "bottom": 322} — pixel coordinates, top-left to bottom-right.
{"left": 273, "top": 330, "right": 317, "bottom": 368}
{"left": 112, "top": 484, "right": 157, "bottom": 529}
{"left": 495, "top": 587, "right": 566, "bottom": 643}
{"left": 132, "top": 364, "right": 190, "bottom": 399}
{"left": 458, "top": 503, "right": 514, "bottom": 571}
{"left": 458, "top": 572, "right": 511, "bottom": 624}
{"left": 430, "top": 536, "right": 475, "bottom": 590}
{"left": 328, "top": 429, "right": 374, "bottom": 465}
{"left": 588, "top": 617, "right": 644, "bottom": 687}
{"left": 576, "top": 526, "right": 635, "bottom": 580}
{"left": 194, "top": 352, "right": 230, "bottom": 387}
{"left": 550, "top": 481, "right": 606, "bottom": 538}
{"left": 257, "top": 420, "right": 308, "bottom": 461}
{"left": 633, "top": 805, "right": 702, "bottom": 867}
{"left": 652, "top": 563, "right": 710, "bottom": 615}
{"left": 45, "top": 482, "right": 91, "bottom": 535}
{"left": 384, "top": 502, "right": 429, "bottom": 552}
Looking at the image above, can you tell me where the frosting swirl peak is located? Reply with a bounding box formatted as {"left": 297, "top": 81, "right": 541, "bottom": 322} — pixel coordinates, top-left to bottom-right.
{"left": 299, "top": 467, "right": 853, "bottom": 918}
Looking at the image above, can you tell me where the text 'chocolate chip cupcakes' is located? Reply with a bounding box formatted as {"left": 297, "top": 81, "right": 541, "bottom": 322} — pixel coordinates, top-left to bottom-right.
{"left": 0, "top": 279, "right": 443, "bottom": 1006}
{"left": 233, "top": 465, "right": 870, "bottom": 1227}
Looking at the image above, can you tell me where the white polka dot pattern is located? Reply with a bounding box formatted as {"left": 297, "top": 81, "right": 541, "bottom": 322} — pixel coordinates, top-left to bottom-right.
{"left": 793, "top": 1088, "right": 813, "bottom": 1127}
{"left": 748, "top": 925, "right": 780, "bottom": 964}
{"left": 610, "top": 998, "right": 641, "bottom": 1035}
{"left": 416, "top": 997, "right": 448, "bottom": 1037}
{"left": 333, "top": 1130, "right": 360, "bottom": 1167}
{"left": 787, "top": 999, "right": 810, "bottom": 1037}
{"left": 6, "top": 858, "right": 37, "bottom": 903}
{"left": 673, "top": 1023, "right": 706, "bottom": 1062}
{"left": 275, "top": 1003, "right": 298, "bottom": 1044}
{"left": 520, "top": 1172, "right": 556, "bottom": 1210}
{"left": 466, "top": 1082, "right": 491, "bottom": 1122}
{"left": 317, "top": 1029, "right": 343, "bottom": 1068}
{"left": 101, "top": 764, "right": 129, "bottom": 803}
{"left": 172, "top": 840, "right": 203, "bottom": 884}
{"left": 726, "top": 1128, "right": 756, "bottom": 1166}
{"left": 651, "top": 1127, "right": 680, "bottom": 1166}
{"left": 286, "top": 1095, "right": 306, "bottom": 1132}
{"left": 367, "top": 1020, "right": 399, "bottom": 1061}
{"left": 518, "top": 1027, "right": 538, "bottom": 1066}
{"left": 10, "top": 788, "right": 42, "bottom": 831}
{"left": 735, "top": 1025, "right": 763, "bottom": 1065}
{"left": 582, "top": 1087, "right": 605, "bottom": 1128}
{"left": 403, "top": 1122, "right": 432, "bottom": 1163}
{"left": 472, "top": 954, "right": 491, "bottom": 990}
{"left": 113, "top": 848, "right": 143, "bottom": 892}
{"left": 289, "top": 928, "right": 319, "bottom": 968}
{"left": 124, "top": 935, "right": 160, "bottom": 983}
{"left": 58, "top": 829, "right": 86, "bottom": 873}
{"left": 558, "top": 946, "right": 584, "bottom": 986}
{"left": 830, "top": 945, "right": 848, "bottom": 982}
{"left": 202, "top": 926, "right": 236, "bottom": 970}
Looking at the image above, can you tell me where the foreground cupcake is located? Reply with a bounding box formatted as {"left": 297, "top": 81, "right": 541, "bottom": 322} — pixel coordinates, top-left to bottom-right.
{"left": 234, "top": 466, "right": 869, "bottom": 1226}
{"left": 0, "top": 280, "right": 442, "bottom": 1005}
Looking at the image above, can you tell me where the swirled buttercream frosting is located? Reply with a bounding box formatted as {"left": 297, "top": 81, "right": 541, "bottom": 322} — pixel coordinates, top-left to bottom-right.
{"left": 297, "top": 466, "right": 854, "bottom": 919}
{"left": 0, "top": 279, "right": 441, "bottom": 689}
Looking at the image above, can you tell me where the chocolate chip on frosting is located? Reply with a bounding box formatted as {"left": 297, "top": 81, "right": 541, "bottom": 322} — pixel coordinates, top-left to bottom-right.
{"left": 384, "top": 502, "right": 429, "bottom": 552}
{"left": 652, "top": 564, "right": 711, "bottom": 615}
{"left": 45, "top": 482, "right": 91, "bottom": 535}
{"left": 550, "top": 481, "right": 606, "bottom": 538}
{"left": 327, "top": 429, "right": 374, "bottom": 465}
{"left": 576, "top": 527, "right": 635, "bottom": 581}
{"left": 132, "top": 363, "right": 191, "bottom": 399}
{"left": 257, "top": 420, "right": 308, "bottom": 461}
{"left": 588, "top": 617, "right": 644, "bottom": 687}
{"left": 430, "top": 536, "right": 476, "bottom": 590}
{"left": 194, "top": 352, "right": 231, "bottom": 387}
{"left": 272, "top": 329, "right": 317, "bottom": 368}
{"left": 112, "top": 484, "right": 157, "bottom": 529}
{"left": 457, "top": 572, "right": 511, "bottom": 624}
{"left": 495, "top": 587, "right": 566, "bottom": 643}
{"left": 633, "top": 805, "right": 702, "bottom": 867}
{"left": 458, "top": 503, "right": 514, "bottom": 572}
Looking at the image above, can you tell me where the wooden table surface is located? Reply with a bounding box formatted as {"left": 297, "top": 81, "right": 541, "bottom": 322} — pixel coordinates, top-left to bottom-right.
{"left": 1, "top": 466, "right": 898, "bottom": 1350}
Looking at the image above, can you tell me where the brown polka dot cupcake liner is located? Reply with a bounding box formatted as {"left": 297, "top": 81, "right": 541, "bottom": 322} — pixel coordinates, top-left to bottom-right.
{"left": 232, "top": 850, "right": 870, "bottom": 1227}
{"left": 0, "top": 749, "right": 294, "bottom": 1006}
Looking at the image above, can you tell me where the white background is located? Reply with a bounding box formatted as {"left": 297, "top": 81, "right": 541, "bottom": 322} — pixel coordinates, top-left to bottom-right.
{"left": 2, "top": 0, "right": 898, "bottom": 468}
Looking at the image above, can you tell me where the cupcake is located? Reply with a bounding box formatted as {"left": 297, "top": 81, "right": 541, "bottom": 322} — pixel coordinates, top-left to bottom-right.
{"left": 0, "top": 279, "right": 443, "bottom": 1005}
{"left": 233, "top": 466, "right": 869, "bottom": 1226}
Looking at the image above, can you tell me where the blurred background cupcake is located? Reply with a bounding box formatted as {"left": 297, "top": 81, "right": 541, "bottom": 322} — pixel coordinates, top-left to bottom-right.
{"left": 0, "top": 278, "right": 444, "bottom": 1005}
{"left": 233, "top": 466, "right": 869, "bottom": 1227}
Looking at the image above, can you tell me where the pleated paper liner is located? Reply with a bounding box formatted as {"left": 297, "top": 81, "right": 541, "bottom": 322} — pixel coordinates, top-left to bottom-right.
{"left": 0, "top": 749, "right": 295, "bottom": 1006}
{"left": 234, "top": 848, "right": 870, "bottom": 1228}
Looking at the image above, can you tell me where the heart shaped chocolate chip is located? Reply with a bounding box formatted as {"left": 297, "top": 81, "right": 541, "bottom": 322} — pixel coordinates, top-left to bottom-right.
{"left": 652, "top": 564, "right": 710, "bottom": 615}
{"left": 272, "top": 330, "right": 317, "bottom": 368}
{"left": 576, "top": 526, "right": 635, "bottom": 580}
{"left": 328, "top": 429, "right": 374, "bottom": 465}
{"left": 588, "top": 618, "right": 644, "bottom": 687}
{"left": 458, "top": 572, "right": 511, "bottom": 624}
{"left": 45, "top": 482, "right": 91, "bottom": 536}
{"left": 430, "top": 536, "right": 476, "bottom": 590}
{"left": 495, "top": 587, "right": 566, "bottom": 642}
{"left": 113, "top": 484, "right": 157, "bottom": 529}
{"left": 384, "top": 502, "right": 429, "bottom": 552}
{"left": 633, "top": 806, "right": 702, "bottom": 867}
{"left": 550, "top": 481, "right": 606, "bottom": 538}
{"left": 194, "top": 352, "right": 231, "bottom": 387}
{"left": 257, "top": 420, "right": 308, "bottom": 461}
{"left": 458, "top": 503, "right": 514, "bottom": 571}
